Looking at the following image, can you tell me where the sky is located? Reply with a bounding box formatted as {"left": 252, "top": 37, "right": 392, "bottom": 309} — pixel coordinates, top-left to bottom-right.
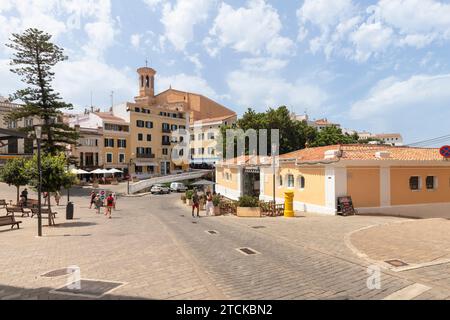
{"left": 1, "top": 0, "right": 450, "bottom": 145}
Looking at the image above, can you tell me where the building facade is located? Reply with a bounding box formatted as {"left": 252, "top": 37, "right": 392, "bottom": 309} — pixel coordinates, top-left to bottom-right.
{"left": 216, "top": 144, "right": 450, "bottom": 219}
{"left": 190, "top": 114, "right": 237, "bottom": 168}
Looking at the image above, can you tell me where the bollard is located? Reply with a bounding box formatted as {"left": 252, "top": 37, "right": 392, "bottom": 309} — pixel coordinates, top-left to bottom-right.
{"left": 284, "top": 191, "right": 294, "bottom": 218}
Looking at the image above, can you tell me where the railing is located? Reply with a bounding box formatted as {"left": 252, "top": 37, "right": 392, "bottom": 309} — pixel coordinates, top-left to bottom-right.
{"left": 136, "top": 153, "right": 155, "bottom": 159}
{"left": 162, "top": 128, "right": 171, "bottom": 133}
{"left": 162, "top": 141, "right": 171, "bottom": 146}
{"left": 260, "top": 201, "right": 285, "bottom": 217}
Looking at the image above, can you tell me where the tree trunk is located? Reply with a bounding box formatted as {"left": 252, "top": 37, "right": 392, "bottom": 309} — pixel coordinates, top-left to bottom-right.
{"left": 16, "top": 186, "right": 20, "bottom": 206}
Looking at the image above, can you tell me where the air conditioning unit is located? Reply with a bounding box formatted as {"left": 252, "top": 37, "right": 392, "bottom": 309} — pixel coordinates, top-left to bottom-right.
{"left": 375, "top": 151, "right": 390, "bottom": 159}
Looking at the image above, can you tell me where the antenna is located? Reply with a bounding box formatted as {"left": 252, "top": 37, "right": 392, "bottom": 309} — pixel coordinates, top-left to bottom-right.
{"left": 110, "top": 91, "right": 114, "bottom": 110}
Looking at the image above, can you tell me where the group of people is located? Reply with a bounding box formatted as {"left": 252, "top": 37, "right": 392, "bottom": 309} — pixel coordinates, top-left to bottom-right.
{"left": 19, "top": 189, "right": 62, "bottom": 207}
{"left": 191, "top": 189, "right": 217, "bottom": 218}
{"left": 89, "top": 191, "right": 116, "bottom": 219}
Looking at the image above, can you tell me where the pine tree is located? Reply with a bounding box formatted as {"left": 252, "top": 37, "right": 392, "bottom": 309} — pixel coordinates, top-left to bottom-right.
{"left": 6, "top": 28, "right": 78, "bottom": 155}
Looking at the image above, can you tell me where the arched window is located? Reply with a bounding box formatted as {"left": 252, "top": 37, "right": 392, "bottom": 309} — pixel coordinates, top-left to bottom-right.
{"left": 279, "top": 175, "right": 283, "bottom": 187}
{"left": 298, "top": 176, "right": 305, "bottom": 189}
{"left": 146, "top": 75, "right": 150, "bottom": 88}
{"left": 140, "top": 76, "right": 144, "bottom": 88}
{"left": 287, "top": 174, "right": 295, "bottom": 188}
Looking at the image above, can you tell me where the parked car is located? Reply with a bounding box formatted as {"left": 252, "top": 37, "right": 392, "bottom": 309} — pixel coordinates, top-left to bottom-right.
{"left": 170, "top": 182, "right": 187, "bottom": 193}
{"left": 151, "top": 184, "right": 171, "bottom": 194}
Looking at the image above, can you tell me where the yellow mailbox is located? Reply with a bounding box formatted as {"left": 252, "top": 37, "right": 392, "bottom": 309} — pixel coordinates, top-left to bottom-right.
{"left": 284, "top": 191, "right": 294, "bottom": 218}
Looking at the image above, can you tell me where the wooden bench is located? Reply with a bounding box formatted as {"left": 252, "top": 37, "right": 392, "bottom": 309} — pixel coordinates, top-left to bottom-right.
{"left": 0, "top": 215, "right": 22, "bottom": 230}
{"left": 31, "top": 208, "right": 57, "bottom": 226}
{"left": 6, "top": 206, "right": 31, "bottom": 218}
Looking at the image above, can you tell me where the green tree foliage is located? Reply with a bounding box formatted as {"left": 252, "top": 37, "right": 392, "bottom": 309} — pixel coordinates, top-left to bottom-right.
{"left": 309, "top": 126, "right": 360, "bottom": 147}
{"left": 26, "top": 153, "right": 75, "bottom": 223}
{"left": 6, "top": 28, "right": 78, "bottom": 155}
{"left": 0, "top": 158, "right": 30, "bottom": 204}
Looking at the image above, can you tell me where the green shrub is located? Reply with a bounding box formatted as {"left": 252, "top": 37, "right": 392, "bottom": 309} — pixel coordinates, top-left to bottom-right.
{"left": 238, "top": 195, "right": 259, "bottom": 208}
{"left": 185, "top": 190, "right": 194, "bottom": 200}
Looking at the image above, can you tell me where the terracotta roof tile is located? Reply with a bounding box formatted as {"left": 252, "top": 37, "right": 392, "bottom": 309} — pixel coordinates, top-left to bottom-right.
{"left": 94, "top": 112, "right": 127, "bottom": 123}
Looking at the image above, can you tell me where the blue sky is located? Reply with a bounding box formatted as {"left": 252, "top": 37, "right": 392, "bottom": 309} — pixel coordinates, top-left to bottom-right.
{"left": 1, "top": 0, "right": 450, "bottom": 145}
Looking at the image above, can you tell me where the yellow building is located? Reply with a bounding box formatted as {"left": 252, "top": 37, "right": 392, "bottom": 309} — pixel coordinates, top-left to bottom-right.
{"left": 215, "top": 144, "right": 450, "bottom": 219}
{"left": 112, "top": 65, "right": 236, "bottom": 177}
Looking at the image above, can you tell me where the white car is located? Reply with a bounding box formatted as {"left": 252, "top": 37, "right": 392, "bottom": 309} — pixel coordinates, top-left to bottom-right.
{"left": 150, "top": 184, "right": 171, "bottom": 194}
{"left": 170, "top": 182, "right": 187, "bottom": 193}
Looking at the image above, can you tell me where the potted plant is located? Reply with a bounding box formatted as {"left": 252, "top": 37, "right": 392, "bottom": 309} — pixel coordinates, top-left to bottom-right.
{"left": 236, "top": 195, "right": 261, "bottom": 217}
{"left": 212, "top": 194, "right": 221, "bottom": 216}
{"left": 185, "top": 190, "right": 194, "bottom": 206}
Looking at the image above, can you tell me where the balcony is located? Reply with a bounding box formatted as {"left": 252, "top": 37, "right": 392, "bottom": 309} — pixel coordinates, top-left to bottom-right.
{"left": 162, "top": 128, "right": 171, "bottom": 133}
{"left": 136, "top": 153, "right": 155, "bottom": 159}
{"left": 162, "top": 141, "right": 171, "bottom": 146}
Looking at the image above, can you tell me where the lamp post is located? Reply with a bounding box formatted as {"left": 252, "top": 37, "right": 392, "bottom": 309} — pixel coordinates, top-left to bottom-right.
{"left": 34, "top": 125, "right": 43, "bottom": 237}
{"left": 272, "top": 143, "right": 277, "bottom": 217}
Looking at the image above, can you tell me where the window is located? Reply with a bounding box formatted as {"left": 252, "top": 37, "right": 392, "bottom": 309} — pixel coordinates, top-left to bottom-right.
{"left": 171, "top": 124, "right": 178, "bottom": 131}
{"left": 279, "top": 175, "right": 283, "bottom": 187}
{"left": 298, "top": 176, "right": 306, "bottom": 189}
{"left": 104, "top": 138, "right": 114, "bottom": 148}
{"left": 208, "top": 147, "right": 215, "bottom": 155}
{"left": 147, "top": 134, "right": 152, "bottom": 142}
{"left": 190, "top": 134, "right": 195, "bottom": 141}
{"left": 162, "top": 123, "right": 170, "bottom": 132}
{"left": 24, "top": 118, "right": 33, "bottom": 127}
{"left": 208, "top": 132, "right": 215, "bottom": 140}
{"left": 135, "top": 107, "right": 141, "bottom": 113}
{"left": 162, "top": 148, "right": 168, "bottom": 155}
{"left": 106, "top": 153, "right": 113, "bottom": 163}
{"left": 409, "top": 176, "right": 421, "bottom": 191}
{"left": 190, "top": 148, "right": 195, "bottom": 155}
{"left": 138, "top": 134, "right": 143, "bottom": 141}
{"left": 136, "top": 120, "right": 145, "bottom": 128}
{"left": 426, "top": 176, "right": 437, "bottom": 190}
{"left": 145, "top": 121, "right": 153, "bottom": 128}
{"left": 118, "top": 139, "right": 127, "bottom": 148}
{"left": 162, "top": 136, "right": 171, "bottom": 145}
{"left": 119, "top": 154, "right": 125, "bottom": 163}
{"left": 287, "top": 175, "right": 295, "bottom": 188}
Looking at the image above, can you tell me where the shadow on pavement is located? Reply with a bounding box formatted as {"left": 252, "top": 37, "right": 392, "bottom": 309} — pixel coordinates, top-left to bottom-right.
{"left": 54, "top": 222, "right": 98, "bottom": 228}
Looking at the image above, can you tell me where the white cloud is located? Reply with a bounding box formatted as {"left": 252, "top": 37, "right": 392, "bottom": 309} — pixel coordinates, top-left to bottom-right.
{"left": 143, "top": 0, "right": 164, "bottom": 11}
{"left": 350, "top": 74, "right": 450, "bottom": 120}
{"left": 239, "top": 57, "right": 289, "bottom": 73}
{"left": 297, "top": 0, "right": 450, "bottom": 61}
{"left": 130, "top": 33, "right": 142, "bottom": 49}
{"left": 227, "top": 70, "right": 327, "bottom": 111}
{"left": 157, "top": 73, "right": 219, "bottom": 100}
{"left": 350, "top": 22, "right": 394, "bottom": 62}
{"left": 161, "top": 0, "right": 213, "bottom": 51}
{"left": 207, "top": 0, "right": 295, "bottom": 57}
{"left": 54, "top": 59, "right": 135, "bottom": 110}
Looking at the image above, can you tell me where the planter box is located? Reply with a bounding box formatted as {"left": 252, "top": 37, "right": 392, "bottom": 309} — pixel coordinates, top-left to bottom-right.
{"left": 237, "top": 207, "right": 261, "bottom": 218}
{"left": 214, "top": 206, "right": 221, "bottom": 216}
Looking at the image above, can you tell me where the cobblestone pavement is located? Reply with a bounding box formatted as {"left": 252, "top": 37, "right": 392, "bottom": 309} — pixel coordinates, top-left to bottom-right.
{"left": 0, "top": 183, "right": 449, "bottom": 300}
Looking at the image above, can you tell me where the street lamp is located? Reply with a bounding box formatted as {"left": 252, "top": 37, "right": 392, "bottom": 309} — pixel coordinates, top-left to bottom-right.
{"left": 272, "top": 143, "right": 277, "bottom": 217}
{"left": 34, "top": 125, "right": 43, "bottom": 237}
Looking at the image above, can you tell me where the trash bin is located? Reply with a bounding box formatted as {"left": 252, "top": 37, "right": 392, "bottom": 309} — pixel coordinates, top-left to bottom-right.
{"left": 66, "top": 202, "right": 74, "bottom": 220}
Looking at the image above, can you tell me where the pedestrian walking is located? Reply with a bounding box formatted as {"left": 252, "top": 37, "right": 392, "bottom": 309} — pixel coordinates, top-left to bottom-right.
{"left": 94, "top": 194, "right": 103, "bottom": 214}
{"left": 105, "top": 193, "right": 115, "bottom": 219}
{"left": 89, "top": 191, "right": 96, "bottom": 209}
{"left": 192, "top": 189, "right": 200, "bottom": 218}
{"left": 112, "top": 192, "right": 117, "bottom": 210}
{"left": 205, "top": 192, "right": 214, "bottom": 216}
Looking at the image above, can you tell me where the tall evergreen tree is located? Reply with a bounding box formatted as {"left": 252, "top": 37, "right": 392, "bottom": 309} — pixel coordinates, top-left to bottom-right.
{"left": 6, "top": 28, "right": 78, "bottom": 154}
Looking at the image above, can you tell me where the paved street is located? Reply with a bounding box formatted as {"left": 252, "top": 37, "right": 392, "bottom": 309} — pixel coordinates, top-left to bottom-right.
{"left": 0, "top": 183, "right": 450, "bottom": 300}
